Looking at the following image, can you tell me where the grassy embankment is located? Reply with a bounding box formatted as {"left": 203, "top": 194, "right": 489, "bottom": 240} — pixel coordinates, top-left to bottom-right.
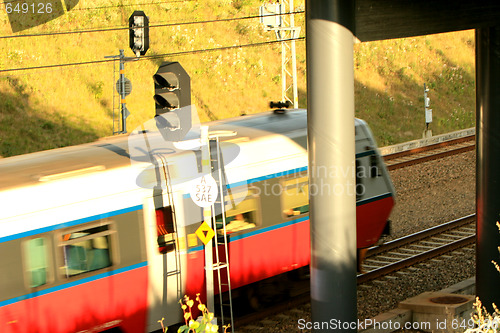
{"left": 0, "top": 0, "right": 475, "bottom": 157}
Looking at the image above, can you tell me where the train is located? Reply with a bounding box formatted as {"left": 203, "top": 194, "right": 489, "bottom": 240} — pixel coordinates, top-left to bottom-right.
{"left": 0, "top": 108, "right": 395, "bottom": 332}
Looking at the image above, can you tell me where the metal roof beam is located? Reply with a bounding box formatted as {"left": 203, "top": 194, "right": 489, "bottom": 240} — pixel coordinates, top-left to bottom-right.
{"left": 355, "top": 0, "right": 500, "bottom": 41}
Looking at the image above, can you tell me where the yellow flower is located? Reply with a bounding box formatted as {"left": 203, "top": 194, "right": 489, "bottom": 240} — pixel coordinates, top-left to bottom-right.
{"left": 189, "top": 320, "right": 200, "bottom": 329}
{"left": 187, "top": 299, "right": 194, "bottom": 308}
{"left": 198, "top": 303, "right": 206, "bottom": 311}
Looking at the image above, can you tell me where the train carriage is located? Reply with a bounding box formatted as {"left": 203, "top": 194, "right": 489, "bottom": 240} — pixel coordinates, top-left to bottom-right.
{"left": 0, "top": 109, "right": 395, "bottom": 332}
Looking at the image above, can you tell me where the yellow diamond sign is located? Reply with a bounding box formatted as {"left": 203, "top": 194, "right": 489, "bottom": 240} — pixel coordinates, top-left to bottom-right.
{"left": 195, "top": 221, "right": 215, "bottom": 245}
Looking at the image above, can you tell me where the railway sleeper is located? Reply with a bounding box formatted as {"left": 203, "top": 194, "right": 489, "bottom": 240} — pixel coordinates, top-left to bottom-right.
{"left": 386, "top": 251, "right": 413, "bottom": 257}
{"left": 430, "top": 259, "right": 444, "bottom": 263}
{"left": 438, "top": 254, "right": 454, "bottom": 259}
{"left": 431, "top": 236, "right": 462, "bottom": 242}
{"left": 404, "top": 266, "right": 420, "bottom": 271}
{"left": 410, "top": 244, "right": 435, "bottom": 249}
{"left": 448, "top": 230, "right": 474, "bottom": 237}
{"left": 421, "top": 240, "right": 450, "bottom": 246}
{"left": 372, "top": 279, "right": 389, "bottom": 285}
{"left": 396, "top": 248, "right": 422, "bottom": 254}
{"left": 453, "top": 230, "right": 475, "bottom": 236}
{"left": 372, "top": 255, "right": 401, "bottom": 261}
{"left": 364, "top": 259, "right": 396, "bottom": 265}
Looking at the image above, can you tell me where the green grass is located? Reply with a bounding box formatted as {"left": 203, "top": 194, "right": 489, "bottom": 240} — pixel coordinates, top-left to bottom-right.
{"left": 0, "top": 1, "right": 475, "bottom": 156}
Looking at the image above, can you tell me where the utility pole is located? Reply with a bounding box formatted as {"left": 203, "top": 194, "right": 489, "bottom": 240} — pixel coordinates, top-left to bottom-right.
{"left": 105, "top": 50, "right": 133, "bottom": 135}
{"left": 105, "top": 11, "right": 149, "bottom": 135}
{"left": 259, "top": 0, "right": 300, "bottom": 108}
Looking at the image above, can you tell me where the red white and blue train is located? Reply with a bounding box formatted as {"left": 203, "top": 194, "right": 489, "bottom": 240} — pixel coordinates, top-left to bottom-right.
{"left": 0, "top": 109, "right": 395, "bottom": 332}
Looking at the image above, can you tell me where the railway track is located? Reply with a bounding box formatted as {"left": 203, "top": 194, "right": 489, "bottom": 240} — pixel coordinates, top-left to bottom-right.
{"left": 384, "top": 134, "right": 475, "bottom": 170}
{"left": 235, "top": 215, "right": 476, "bottom": 331}
{"left": 358, "top": 214, "right": 476, "bottom": 284}
{"left": 235, "top": 138, "right": 477, "bottom": 331}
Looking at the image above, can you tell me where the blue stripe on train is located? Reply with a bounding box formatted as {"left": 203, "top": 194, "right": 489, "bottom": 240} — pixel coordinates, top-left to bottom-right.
{"left": 0, "top": 204, "right": 143, "bottom": 244}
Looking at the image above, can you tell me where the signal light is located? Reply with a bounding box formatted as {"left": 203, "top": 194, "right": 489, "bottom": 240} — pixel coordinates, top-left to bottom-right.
{"left": 153, "top": 73, "right": 180, "bottom": 110}
{"left": 129, "top": 11, "right": 149, "bottom": 57}
{"left": 153, "top": 62, "right": 191, "bottom": 115}
{"left": 153, "top": 61, "right": 192, "bottom": 141}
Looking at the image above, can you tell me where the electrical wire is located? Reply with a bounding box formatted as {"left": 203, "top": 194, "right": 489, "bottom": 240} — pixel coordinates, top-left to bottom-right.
{"left": 71, "top": 0, "right": 194, "bottom": 11}
{"left": 0, "top": 10, "right": 305, "bottom": 39}
{"left": 0, "top": 0, "right": 190, "bottom": 6}
{"left": 0, "top": 37, "right": 305, "bottom": 74}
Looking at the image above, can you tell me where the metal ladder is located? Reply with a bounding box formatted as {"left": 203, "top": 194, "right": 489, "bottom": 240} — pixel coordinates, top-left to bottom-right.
{"left": 158, "top": 154, "right": 182, "bottom": 302}
{"left": 209, "top": 137, "right": 234, "bottom": 333}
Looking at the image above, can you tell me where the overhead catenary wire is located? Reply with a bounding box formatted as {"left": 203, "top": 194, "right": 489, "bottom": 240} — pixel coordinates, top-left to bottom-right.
{"left": 0, "top": 10, "right": 305, "bottom": 39}
{"left": 0, "top": 0, "right": 191, "bottom": 6}
{"left": 0, "top": 37, "right": 305, "bottom": 74}
{"left": 70, "top": 0, "right": 194, "bottom": 11}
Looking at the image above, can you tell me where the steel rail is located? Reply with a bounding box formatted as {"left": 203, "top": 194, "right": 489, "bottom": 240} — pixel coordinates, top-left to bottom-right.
{"left": 385, "top": 135, "right": 475, "bottom": 170}
{"left": 234, "top": 215, "right": 477, "bottom": 328}
{"left": 366, "top": 214, "right": 476, "bottom": 257}
{"left": 384, "top": 134, "right": 475, "bottom": 161}
{"left": 358, "top": 235, "right": 475, "bottom": 284}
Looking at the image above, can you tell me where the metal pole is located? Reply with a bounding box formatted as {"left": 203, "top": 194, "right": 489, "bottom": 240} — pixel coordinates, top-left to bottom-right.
{"left": 119, "top": 50, "right": 130, "bottom": 133}
{"left": 119, "top": 49, "right": 127, "bottom": 133}
{"left": 281, "top": 31, "right": 287, "bottom": 104}
{"left": 290, "top": 0, "right": 299, "bottom": 109}
{"left": 476, "top": 26, "right": 500, "bottom": 312}
{"left": 306, "top": 1, "right": 357, "bottom": 332}
{"left": 201, "top": 126, "right": 215, "bottom": 313}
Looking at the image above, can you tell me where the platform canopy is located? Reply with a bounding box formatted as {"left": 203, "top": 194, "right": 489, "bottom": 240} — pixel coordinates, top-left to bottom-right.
{"left": 354, "top": 0, "right": 500, "bottom": 41}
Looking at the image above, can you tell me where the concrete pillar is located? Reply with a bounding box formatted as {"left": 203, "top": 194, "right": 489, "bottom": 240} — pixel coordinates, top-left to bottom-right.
{"left": 306, "top": 1, "right": 357, "bottom": 331}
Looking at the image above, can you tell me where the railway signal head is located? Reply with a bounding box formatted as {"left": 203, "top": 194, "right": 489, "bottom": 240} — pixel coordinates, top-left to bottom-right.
{"left": 129, "top": 11, "right": 149, "bottom": 57}
{"left": 153, "top": 61, "right": 192, "bottom": 141}
{"left": 153, "top": 62, "right": 191, "bottom": 115}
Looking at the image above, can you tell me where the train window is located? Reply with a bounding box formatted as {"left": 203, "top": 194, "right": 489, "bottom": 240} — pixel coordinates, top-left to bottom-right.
{"left": 156, "top": 206, "right": 176, "bottom": 254}
{"left": 281, "top": 173, "right": 309, "bottom": 218}
{"left": 370, "top": 155, "right": 381, "bottom": 177}
{"left": 215, "top": 187, "right": 260, "bottom": 234}
{"left": 60, "top": 222, "right": 114, "bottom": 278}
{"left": 23, "top": 237, "right": 49, "bottom": 288}
{"left": 356, "top": 160, "right": 363, "bottom": 200}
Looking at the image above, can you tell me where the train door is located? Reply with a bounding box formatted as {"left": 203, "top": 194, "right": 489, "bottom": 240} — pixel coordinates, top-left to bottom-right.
{"left": 144, "top": 192, "right": 185, "bottom": 331}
